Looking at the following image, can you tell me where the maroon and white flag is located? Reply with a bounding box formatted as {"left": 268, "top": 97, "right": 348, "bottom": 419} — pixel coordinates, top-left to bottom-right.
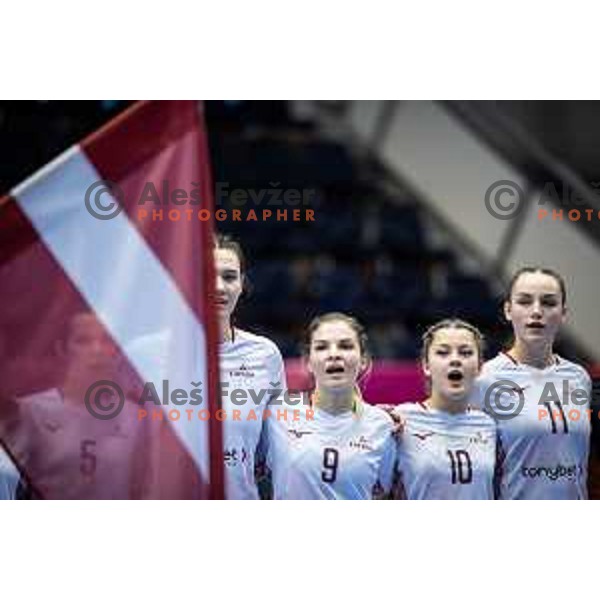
{"left": 0, "top": 101, "right": 223, "bottom": 499}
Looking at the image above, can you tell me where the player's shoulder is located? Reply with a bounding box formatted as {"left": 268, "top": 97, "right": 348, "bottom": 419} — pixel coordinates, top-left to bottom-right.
{"left": 18, "top": 387, "right": 62, "bottom": 406}
{"left": 465, "top": 406, "right": 497, "bottom": 430}
{"left": 268, "top": 402, "right": 313, "bottom": 433}
{"left": 363, "top": 402, "right": 394, "bottom": 423}
{"left": 231, "top": 328, "right": 283, "bottom": 360}
{"left": 392, "top": 401, "right": 425, "bottom": 418}
{"left": 554, "top": 355, "right": 592, "bottom": 387}
{"left": 393, "top": 401, "right": 495, "bottom": 431}
{"left": 361, "top": 403, "right": 395, "bottom": 436}
{"left": 16, "top": 388, "right": 64, "bottom": 423}
{"left": 481, "top": 352, "right": 518, "bottom": 375}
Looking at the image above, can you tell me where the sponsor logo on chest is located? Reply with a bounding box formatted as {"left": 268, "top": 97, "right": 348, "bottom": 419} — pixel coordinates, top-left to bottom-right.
{"left": 229, "top": 363, "right": 259, "bottom": 379}
{"left": 224, "top": 447, "right": 249, "bottom": 467}
{"left": 466, "top": 431, "right": 492, "bottom": 445}
{"left": 349, "top": 435, "right": 373, "bottom": 451}
{"left": 287, "top": 428, "right": 314, "bottom": 439}
{"left": 411, "top": 431, "right": 436, "bottom": 441}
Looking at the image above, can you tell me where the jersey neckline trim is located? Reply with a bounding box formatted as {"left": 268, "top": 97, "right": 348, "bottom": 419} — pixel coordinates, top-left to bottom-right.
{"left": 500, "top": 351, "right": 560, "bottom": 369}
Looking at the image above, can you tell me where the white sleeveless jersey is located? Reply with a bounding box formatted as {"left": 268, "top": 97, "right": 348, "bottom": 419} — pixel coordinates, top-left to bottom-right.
{"left": 472, "top": 353, "right": 591, "bottom": 500}
{"left": 128, "top": 328, "right": 287, "bottom": 500}
{"left": 393, "top": 403, "right": 498, "bottom": 500}
{"left": 0, "top": 446, "right": 20, "bottom": 500}
{"left": 266, "top": 403, "right": 396, "bottom": 500}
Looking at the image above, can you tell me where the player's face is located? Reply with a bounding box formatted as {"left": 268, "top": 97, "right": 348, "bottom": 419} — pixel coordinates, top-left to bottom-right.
{"left": 214, "top": 248, "right": 243, "bottom": 323}
{"left": 64, "top": 313, "right": 118, "bottom": 376}
{"left": 308, "top": 321, "right": 365, "bottom": 391}
{"left": 504, "top": 272, "right": 566, "bottom": 347}
{"left": 424, "top": 328, "right": 480, "bottom": 402}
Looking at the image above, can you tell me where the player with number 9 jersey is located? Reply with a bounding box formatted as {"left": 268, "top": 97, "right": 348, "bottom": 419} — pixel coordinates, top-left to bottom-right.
{"left": 265, "top": 313, "right": 396, "bottom": 499}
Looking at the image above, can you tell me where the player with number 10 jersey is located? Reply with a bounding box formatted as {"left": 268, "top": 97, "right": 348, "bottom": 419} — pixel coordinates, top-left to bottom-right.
{"left": 393, "top": 319, "right": 499, "bottom": 500}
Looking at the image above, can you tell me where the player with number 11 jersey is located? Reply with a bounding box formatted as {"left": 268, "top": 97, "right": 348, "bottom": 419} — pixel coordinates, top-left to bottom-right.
{"left": 477, "top": 353, "right": 590, "bottom": 499}
{"left": 472, "top": 267, "right": 591, "bottom": 499}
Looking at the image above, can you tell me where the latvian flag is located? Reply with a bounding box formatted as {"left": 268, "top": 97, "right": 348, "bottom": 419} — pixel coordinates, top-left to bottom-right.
{"left": 0, "top": 101, "right": 224, "bottom": 499}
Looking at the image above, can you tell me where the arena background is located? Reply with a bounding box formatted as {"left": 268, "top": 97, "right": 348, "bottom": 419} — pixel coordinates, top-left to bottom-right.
{"left": 1, "top": 100, "right": 599, "bottom": 495}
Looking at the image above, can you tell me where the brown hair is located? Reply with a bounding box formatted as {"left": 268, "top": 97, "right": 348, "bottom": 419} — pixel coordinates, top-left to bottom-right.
{"left": 214, "top": 233, "right": 246, "bottom": 276}
{"left": 421, "top": 318, "right": 484, "bottom": 367}
{"left": 214, "top": 233, "right": 250, "bottom": 304}
{"left": 506, "top": 266, "right": 567, "bottom": 306}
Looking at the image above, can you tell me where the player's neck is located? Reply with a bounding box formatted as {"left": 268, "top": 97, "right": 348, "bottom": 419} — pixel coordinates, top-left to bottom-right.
{"left": 426, "top": 391, "right": 467, "bottom": 414}
{"left": 219, "top": 320, "right": 234, "bottom": 343}
{"left": 314, "top": 387, "right": 355, "bottom": 416}
{"left": 508, "top": 340, "right": 554, "bottom": 369}
{"left": 62, "top": 372, "right": 105, "bottom": 405}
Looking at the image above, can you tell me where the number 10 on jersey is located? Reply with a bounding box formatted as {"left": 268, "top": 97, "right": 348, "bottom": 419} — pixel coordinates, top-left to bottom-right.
{"left": 447, "top": 450, "right": 472, "bottom": 484}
